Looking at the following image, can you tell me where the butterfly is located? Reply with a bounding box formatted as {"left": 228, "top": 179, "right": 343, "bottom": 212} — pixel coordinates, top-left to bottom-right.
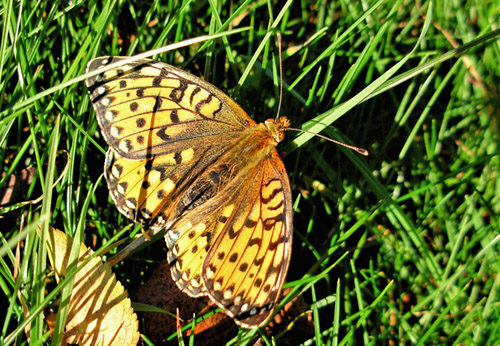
{"left": 86, "top": 56, "right": 293, "bottom": 328}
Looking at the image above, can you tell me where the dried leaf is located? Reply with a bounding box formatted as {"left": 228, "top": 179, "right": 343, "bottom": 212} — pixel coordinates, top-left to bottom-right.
{"left": 47, "top": 228, "right": 140, "bottom": 346}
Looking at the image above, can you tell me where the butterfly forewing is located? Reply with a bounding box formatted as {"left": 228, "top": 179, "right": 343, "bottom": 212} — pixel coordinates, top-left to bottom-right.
{"left": 86, "top": 57, "right": 253, "bottom": 159}
{"left": 86, "top": 56, "right": 294, "bottom": 328}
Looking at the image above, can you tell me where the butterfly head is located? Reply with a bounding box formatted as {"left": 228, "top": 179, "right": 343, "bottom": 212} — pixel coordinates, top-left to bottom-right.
{"left": 264, "top": 117, "right": 290, "bottom": 144}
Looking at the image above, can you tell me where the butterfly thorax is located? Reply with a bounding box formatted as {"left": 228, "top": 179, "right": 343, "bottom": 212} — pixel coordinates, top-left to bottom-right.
{"left": 164, "top": 116, "right": 288, "bottom": 228}
{"left": 205, "top": 116, "right": 290, "bottom": 187}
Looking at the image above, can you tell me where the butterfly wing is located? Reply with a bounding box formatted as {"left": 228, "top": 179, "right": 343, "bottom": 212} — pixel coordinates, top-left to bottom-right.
{"left": 86, "top": 56, "right": 256, "bottom": 230}
{"left": 165, "top": 148, "right": 292, "bottom": 327}
{"left": 204, "top": 151, "right": 293, "bottom": 328}
{"left": 103, "top": 142, "right": 236, "bottom": 230}
{"left": 87, "top": 56, "right": 255, "bottom": 159}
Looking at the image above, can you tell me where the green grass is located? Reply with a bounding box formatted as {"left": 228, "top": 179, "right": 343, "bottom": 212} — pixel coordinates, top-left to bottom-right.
{"left": 1, "top": 0, "right": 499, "bottom": 345}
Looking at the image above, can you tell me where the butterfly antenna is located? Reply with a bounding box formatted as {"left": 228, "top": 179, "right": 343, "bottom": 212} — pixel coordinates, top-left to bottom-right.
{"left": 275, "top": 33, "right": 367, "bottom": 157}
{"left": 287, "top": 127, "right": 369, "bottom": 156}
{"left": 275, "top": 33, "right": 283, "bottom": 120}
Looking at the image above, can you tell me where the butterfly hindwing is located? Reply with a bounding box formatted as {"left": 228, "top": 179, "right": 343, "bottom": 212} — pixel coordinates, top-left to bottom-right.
{"left": 203, "top": 152, "right": 292, "bottom": 327}
{"left": 163, "top": 150, "right": 292, "bottom": 327}
{"left": 104, "top": 142, "right": 234, "bottom": 230}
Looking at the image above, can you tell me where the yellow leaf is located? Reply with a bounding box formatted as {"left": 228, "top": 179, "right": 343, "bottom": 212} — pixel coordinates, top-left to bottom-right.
{"left": 47, "top": 228, "right": 140, "bottom": 346}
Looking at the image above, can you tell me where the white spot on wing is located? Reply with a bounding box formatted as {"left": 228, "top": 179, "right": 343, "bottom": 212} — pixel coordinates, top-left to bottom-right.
{"left": 110, "top": 126, "right": 121, "bottom": 137}
{"left": 111, "top": 165, "right": 121, "bottom": 178}
{"left": 105, "top": 111, "right": 115, "bottom": 121}
{"left": 223, "top": 288, "right": 233, "bottom": 300}
{"left": 101, "top": 97, "right": 112, "bottom": 106}
{"left": 234, "top": 294, "right": 242, "bottom": 306}
{"left": 205, "top": 266, "right": 215, "bottom": 279}
{"left": 117, "top": 184, "right": 126, "bottom": 194}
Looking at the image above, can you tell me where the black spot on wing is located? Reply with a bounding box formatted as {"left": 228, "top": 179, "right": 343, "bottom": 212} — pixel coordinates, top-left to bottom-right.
{"left": 170, "top": 109, "right": 179, "bottom": 123}
{"left": 174, "top": 152, "right": 182, "bottom": 164}
{"left": 261, "top": 186, "right": 282, "bottom": 204}
{"left": 229, "top": 253, "right": 238, "bottom": 262}
{"left": 136, "top": 118, "right": 146, "bottom": 128}
{"left": 195, "top": 94, "right": 213, "bottom": 113}
{"left": 156, "top": 128, "right": 171, "bottom": 141}
{"left": 170, "top": 79, "right": 188, "bottom": 102}
{"left": 190, "top": 87, "right": 201, "bottom": 105}
{"left": 263, "top": 213, "right": 285, "bottom": 230}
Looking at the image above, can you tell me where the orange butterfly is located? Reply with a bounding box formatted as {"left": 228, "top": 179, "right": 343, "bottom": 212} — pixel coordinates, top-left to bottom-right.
{"left": 86, "top": 56, "right": 292, "bottom": 328}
